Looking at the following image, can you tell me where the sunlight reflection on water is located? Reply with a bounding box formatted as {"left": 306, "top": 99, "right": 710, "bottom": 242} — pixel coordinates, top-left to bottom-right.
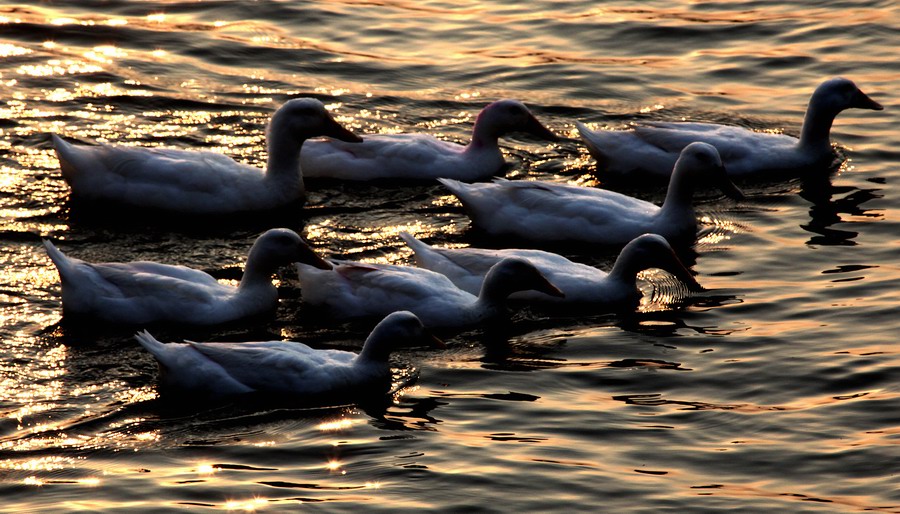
{"left": 0, "top": 0, "right": 896, "bottom": 512}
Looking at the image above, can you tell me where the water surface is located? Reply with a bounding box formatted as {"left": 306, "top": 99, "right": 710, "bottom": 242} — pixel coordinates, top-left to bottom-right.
{"left": 1, "top": 1, "right": 898, "bottom": 512}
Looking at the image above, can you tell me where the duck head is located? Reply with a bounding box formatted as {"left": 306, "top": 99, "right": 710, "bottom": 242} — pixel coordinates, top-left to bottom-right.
{"left": 798, "top": 78, "right": 882, "bottom": 151}
{"left": 480, "top": 257, "right": 565, "bottom": 301}
{"left": 270, "top": 98, "right": 363, "bottom": 143}
{"left": 473, "top": 99, "right": 559, "bottom": 144}
{"left": 246, "top": 228, "right": 332, "bottom": 275}
{"left": 359, "top": 311, "right": 444, "bottom": 362}
{"left": 614, "top": 234, "right": 703, "bottom": 291}
{"left": 670, "top": 142, "right": 744, "bottom": 200}
{"left": 812, "top": 77, "right": 883, "bottom": 114}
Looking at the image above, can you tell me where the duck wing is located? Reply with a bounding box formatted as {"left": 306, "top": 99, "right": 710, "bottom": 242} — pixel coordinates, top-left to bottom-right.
{"left": 60, "top": 142, "right": 267, "bottom": 209}
{"left": 70, "top": 144, "right": 230, "bottom": 185}
{"left": 420, "top": 248, "right": 502, "bottom": 278}
{"left": 631, "top": 122, "right": 729, "bottom": 154}
{"left": 302, "top": 134, "right": 464, "bottom": 179}
{"left": 105, "top": 146, "right": 259, "bottom": 191}
{"left": 634, "top": 122, "right": 797, "bottom": 162}
{"left": 642, "top": 121, "right": 730, "bottom": 133}
{"left": 88, "top": 262, "right": 224, "bottom": 304}
{"left": 333, "top": 262, "right": 470, "bottom": 303}
{"left": 103, "top": 261, "right": 222, "bottom": 285}
{"left": 464, "top": 181, "right": 659, "bottom": 243}
{"left": 499, "top": 180, "right": 656, "bottom": 216}
{"left": 421, "top": 245, "right": 598, "bottom": 297}
{"left": 186, "top": 341, "right": 357, "bottom": 395}
{"left": 403, "top": 247, "right": 500, "bottom": 296}
{"left": 346, "top": 134, "right": 461, "bottom": 162}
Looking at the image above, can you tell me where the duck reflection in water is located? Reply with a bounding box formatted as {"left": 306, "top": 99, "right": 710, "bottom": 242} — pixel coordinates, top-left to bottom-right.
{"left": 798, "top": 172, "right": 883, "bottom": 246}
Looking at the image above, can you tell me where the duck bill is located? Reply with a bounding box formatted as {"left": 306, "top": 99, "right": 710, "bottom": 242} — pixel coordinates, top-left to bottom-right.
{"left": 523, "top": 114, "right": 560, "bottom": 142}
{"left": 428, "top": 333, "right": 447, "bottom": 349}
{"left": 298, "top": 246, "right": 333, "bottom": 270}
{"left": 718, "top": 166, "right": 745, "bottom": 200}
{"left": 662, "top": 250, "right": 703, "bottom": 292}
{"left": 534, "top": 275, "right": 565, "bottom": 298}
{"left": 852, "top": 90, "right": 884, "bottom": 111}
{"left": 323, "top": 116, "right": 363, "bottom": 143}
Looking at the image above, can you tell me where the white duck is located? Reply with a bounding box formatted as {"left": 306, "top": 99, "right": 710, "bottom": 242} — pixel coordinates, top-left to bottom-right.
{"left": 399, "top": 232, "right": 701, "bottom": 309}
{"left": 438, "top": 142, "right": 743, "bottom": 247}
{"left": 296, "top": 257, "right": 564, "bottom": 328}
{"left": 577, "top": 77, "right": 883, "bottom": 181}
{"left": 299, "top": 99, "right": 558, "bottom": 181}
{"left": 44, "top": 228, "right": 331, "bottom": 325}
{"left": 52, "top": 98, "right": 361, "bottom": 213}
{"left": 135, "top": 311, "right": 440, "bottom": 398}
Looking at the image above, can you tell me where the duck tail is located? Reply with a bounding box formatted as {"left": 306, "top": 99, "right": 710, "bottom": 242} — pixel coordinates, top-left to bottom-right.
{"left": 50, "top": 134, "right": 85, "bottom": 185}
{"left": 42, "top": 239, "right": 75, "bottom": 280}
{"left": 134, "top": 330, "right": 168, "bottom": 361}
{"left": 575, "top": 122, "right": 610, "bottom": 165}
{"left": 437, "top": 177, "right": 476, "bottom": 209}
{"left": 436, "top": 176, "right": 461, "bottom": 190}
{"left": 398, "top": 231, "right": 432, "bottom": 267}
{"left": 398, "top": 230, "right": 425, "bottom": 251}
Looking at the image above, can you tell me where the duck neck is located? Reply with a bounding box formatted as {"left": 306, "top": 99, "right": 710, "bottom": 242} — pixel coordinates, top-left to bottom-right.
{"left": 606, "top": 253, "right": 640, "bottom": 289}
{"left": 658, "top": 174, "right": 695, "bottom": 220}
{"left": 475, "top": 269, "right": 513, "bottom": 309}
{"left": 798, "top": 101, "right": 837, "bottom": 152}
{"left": 238, "top": 246, "right": 278, "bottom": 293}
{"left": 357, "top": 331, "right": 390, "bottom": 363}
{"left": 264, "top": 118, "right": 306, "bottom": 196}
{"left": 467, "top": 110, "right": 502, "bottom": 153}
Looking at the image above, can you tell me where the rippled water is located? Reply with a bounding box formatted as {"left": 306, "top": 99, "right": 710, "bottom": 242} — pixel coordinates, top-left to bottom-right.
{"left": 1, "top": 1, "right": 898, "bottom": 512}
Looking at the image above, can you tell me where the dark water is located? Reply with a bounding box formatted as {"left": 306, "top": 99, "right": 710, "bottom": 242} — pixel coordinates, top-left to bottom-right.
{"left": 1, "top": 1, "right": 898, "bottom": 512}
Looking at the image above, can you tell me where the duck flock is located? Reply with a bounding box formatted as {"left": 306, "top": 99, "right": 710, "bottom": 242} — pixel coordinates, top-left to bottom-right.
{"left": 43, "top": 77, "right": 883, "bottom": 404}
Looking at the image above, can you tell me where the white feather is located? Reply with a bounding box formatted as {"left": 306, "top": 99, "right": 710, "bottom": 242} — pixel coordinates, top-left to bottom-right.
{"left": 51, "top": 98, "right": 360, "bottom": 213}
{"left": 134, "top": 311, "right": 431, "bottom": 398}
{"left": 43, "top": 228, "right": 329, "bottom": 325}
{"left": 296, "top": 257, "right": 562, "bottom": 328}
{"left": 438, "top": 142, "right": 742, "bottom": 247}
{"left": 578, "top": 77, "right": 883, "bottom": 180}
{"left": 399, "top": 232, "right": 700, "bottom": 308}
{"left": 300, "top": 99, "right": 557, "bottom": 181}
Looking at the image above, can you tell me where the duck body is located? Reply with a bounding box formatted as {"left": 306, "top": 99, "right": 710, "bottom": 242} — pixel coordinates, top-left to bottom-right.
{"left": 136, "top": 333, "right": 367, "bottom": 397}
{"left": 301, "top": 133, "right": 501, "bottom": 182}
{"left": 400, "top": 232, "right": 700, "bottom": 308}
{"left": 579, "top": 121, "right": 815, "bottom": 180}
{"left": 135, "top": 311, "right": 435, "bottom": 398}
{"left": 438, "top": 142, "right": 744, "bottom": 248}
{"left": 52, "top": 98, "right": 361, "bottom": 213}
{"left": 438, "top": 178, "right": 680, "bottom": 246}
{"left": 54, "top": 140, "right": 296, "bottom": 212}
{"left": 578, "top": 77, "right": 883, "bottom": 181}
{"left": 296, "top": 257, "right": 563, "bottom": 328}
{"left": 300, "top": 99, "right": 558, "bottom": 182}
{"left": 44, "top": 228, "right": 331, "bottom": 325}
